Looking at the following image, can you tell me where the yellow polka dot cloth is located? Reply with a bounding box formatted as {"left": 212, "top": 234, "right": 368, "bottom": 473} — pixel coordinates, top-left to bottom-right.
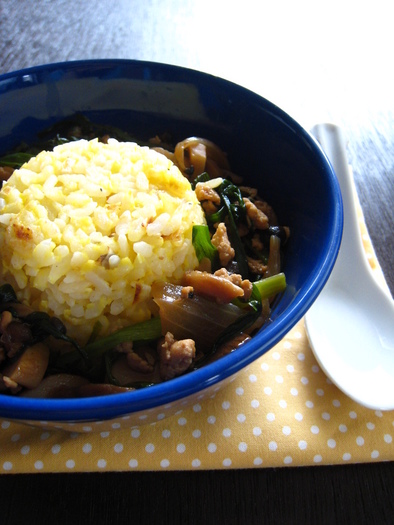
{"left": 0, "top": 196, "right": 393, "bottom": 473}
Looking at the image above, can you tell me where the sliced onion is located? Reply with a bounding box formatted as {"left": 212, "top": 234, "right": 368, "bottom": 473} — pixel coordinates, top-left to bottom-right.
{"left": 152, "top": 282, "right": 245, "bottom": 353}
{"left": 174, "top": 137, "right": 231, "bottom": 176}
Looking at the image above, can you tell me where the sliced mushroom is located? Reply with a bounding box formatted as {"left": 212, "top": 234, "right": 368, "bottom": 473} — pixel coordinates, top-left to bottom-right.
{"left": 21, "top": 373, "right": 89, "bottom": 398}
{"left": 1, "top": 342, "right": 49, "bottom": 389}
{"left": 182, "top": 270, "right": 245, "bottom": 303}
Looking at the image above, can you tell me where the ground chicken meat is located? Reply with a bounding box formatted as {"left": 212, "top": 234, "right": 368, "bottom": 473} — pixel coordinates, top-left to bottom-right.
{"left": 237, "top": 222, "right": 250, "bottom": 237}
{"left": 213, "top": 268, "right": 253, "bottom": 301}
{"left": 194, "top": 182, "right": 221, "bottom": 205}
{"left": 126, "top": 352, "right": 154, "bottom": 374}
{"left": 158, "top": 332, "right": 196, "bottom": 380}
{"left": 214, "top": 268, "right": 253, "bottom": 301}
{"left": 247, "top": 256, "right": 268, "bottom": 275}
{"left": 239, "top": 186, "right": 258, "bottom": 198}
{"left": 251, "top": 233, "right": 264, "bottom": 253}
{"left": 211, "top": 222, "right": 235, "bottom": 266}
{"left": 116, "top": 341, "right": 154, "bottom": 374}
{"left": 201, "top": 200, "right": 219, "bottom": 215}
{"left": 243, "top": 197, "right": 269, "bottom": 229}
{"left": 181, "top": 286, "right": 194, "bottom": 299}
{"left": 254, "top": 199, "right": 278, "bottom": 225}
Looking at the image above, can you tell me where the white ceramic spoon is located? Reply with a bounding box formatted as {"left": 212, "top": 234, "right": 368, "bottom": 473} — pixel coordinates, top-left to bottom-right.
{"left": 304, "top": 123, "right": 394, "bottom": 411}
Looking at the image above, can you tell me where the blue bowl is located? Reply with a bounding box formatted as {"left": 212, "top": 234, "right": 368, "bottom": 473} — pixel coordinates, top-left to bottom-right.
{"left": 0, "top": 60, "right": 342, "bottom": 431}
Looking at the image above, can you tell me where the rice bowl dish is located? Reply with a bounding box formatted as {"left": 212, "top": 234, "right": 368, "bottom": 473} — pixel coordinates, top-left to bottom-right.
{"left": 0, "top": 60, "right": 343, "bottom": 430}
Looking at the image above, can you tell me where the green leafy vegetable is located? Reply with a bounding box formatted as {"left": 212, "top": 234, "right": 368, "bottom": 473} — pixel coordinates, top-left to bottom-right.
{"left": 0, "top": 283, "right": 18, "bottom": 303}
{"left": 0, "top": 152, "right": 33, "bottom": 168}
{"left": 83, "top": 316, "right": 162, "bottom": 357}
{"left": 254, "top": 272, "right": 287, "bottom": 300}
{"left": 0, "top": 284, "right": 86, "bottom": 359}
{"left": 53, "top": 316, "right": 162, "bottom": 381}
{"left": 191, "top": 171, "right": 211, "bottom": 188}
{"left": 194, "top": 176, "right": 249, "bottom": 278}
{"left": 217, "top": 180, "right": 249, "bottom": 279}
{"left": 192, "top": 225, "right": 219, "bottom": 269}
{"left": 23, "top": 311, "right": 87, "bottom": 361}
{"left": 105, "top": 351, "right": 120, "bottom": 385}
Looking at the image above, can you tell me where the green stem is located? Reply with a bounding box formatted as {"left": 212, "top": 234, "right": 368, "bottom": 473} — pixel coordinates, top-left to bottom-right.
{"left": 254, "top": 273, "right": 287, "bottom": 299}
{"left": 221, "top": 193, "right": 249, "bottom": 279}
{"left": 55, "top": 316, "right": 162, "bottom": 371}
{"left": 192, "top": 225, "right": 220, "bottom": 270}
{"left": 83, "top": 316, "right": 162, "bottom": 358}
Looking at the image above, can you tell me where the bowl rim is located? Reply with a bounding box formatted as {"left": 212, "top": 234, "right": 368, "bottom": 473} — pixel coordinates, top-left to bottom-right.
{"left": 0, "top": 59, "right": 343, "bottom": 422}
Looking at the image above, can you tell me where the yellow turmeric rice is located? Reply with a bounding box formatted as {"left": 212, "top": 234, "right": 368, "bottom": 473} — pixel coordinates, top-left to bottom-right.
{"left": 0, "top": 139, "right": 205, "bottom": 342}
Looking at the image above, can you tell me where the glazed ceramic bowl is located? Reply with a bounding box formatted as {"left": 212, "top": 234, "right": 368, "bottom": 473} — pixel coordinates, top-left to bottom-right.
{"left": 0, "top": 60, "right": 342, "bottom": 432}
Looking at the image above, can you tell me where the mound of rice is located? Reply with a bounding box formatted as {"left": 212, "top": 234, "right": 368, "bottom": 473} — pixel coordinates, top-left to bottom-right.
{"left": 0, "top": 138, "right": 205, "bottom": 342}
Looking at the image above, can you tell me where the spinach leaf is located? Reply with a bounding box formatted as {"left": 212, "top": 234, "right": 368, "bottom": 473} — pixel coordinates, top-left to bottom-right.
{"left": 217, "top": 180, "right": 249, "bottom": 279}
{"left": 192, "top": 225, "right": 220, "bottom": 270}
{"left": 0, "top": 283, "right": 18, "bottom": 303}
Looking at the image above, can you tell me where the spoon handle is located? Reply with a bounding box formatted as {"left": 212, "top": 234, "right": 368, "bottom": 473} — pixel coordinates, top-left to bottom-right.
{"left": 305, "top": 124, "right": 394, "bottom": 410}
{"left": 310, "top": 123, "right": 391, "bottom": 298}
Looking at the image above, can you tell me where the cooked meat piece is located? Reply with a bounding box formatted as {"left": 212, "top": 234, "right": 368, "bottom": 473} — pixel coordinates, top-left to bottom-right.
{"left": 243, "top": 197, "right": 269, "bottom": 229}
{"left": 251, "top": 233, "right": 264, "bottom": 253}
{"left": 201, "top": 200, "right": 219, "bottom": 215}
{"left": 211, "top": 222, "right": 235, "bottom": 266}
{"left": 126, "top": 351, "right": 154, "bottom": 374}
{"left": 247, "top": 256, "right": 268, "bottom": 275}
{"left": 158, "top": 332, "right": 196, "bottom": 380}
{"left": 213, "top": 268, "right": 253, "bottom": 301}
{"left": 239, "top": 186, "right": 258, "bottom": 198}
{"left": 181, "top": 286, "right": 194, "bottom": 299}
{"left": 116, "top": 341, "right": 154, "bottom": 374}
{"left": 194, "top": 182, "right": 221, "bottom": 205}
{"left": 237, "top": 222, "right": 250, "bottom": 237}
{"left": 254, "top": 199, "right": 278, "bottom": 225}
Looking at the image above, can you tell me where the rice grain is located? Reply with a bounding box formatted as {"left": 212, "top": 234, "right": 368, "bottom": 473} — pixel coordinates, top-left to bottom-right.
{"left": 0, "top": 139, "right": 205, "bottom": 342}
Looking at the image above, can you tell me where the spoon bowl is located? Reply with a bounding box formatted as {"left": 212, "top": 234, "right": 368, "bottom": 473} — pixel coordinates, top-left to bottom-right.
{"left": 305, "top": 124, "right": 394, "bottom": 411}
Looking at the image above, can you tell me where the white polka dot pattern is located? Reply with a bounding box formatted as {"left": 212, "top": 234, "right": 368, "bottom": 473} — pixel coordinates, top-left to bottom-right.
{"left": 0, "top": 317, "right": 392, "bottom": 473}
{"left": 0, "top": 205, "right": 393, "bottom": 473}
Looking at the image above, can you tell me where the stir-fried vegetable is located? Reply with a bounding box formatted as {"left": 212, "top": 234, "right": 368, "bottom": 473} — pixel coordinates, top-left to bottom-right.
{"left": 194, "top": 282, "right": 263, "bottom": 369}
{"left": 0, "top": 114, "right": 151, "bottom": 172}
{"left": 254, "top": 273, "right": 287, "bottom": 300}
{"left": 152, "top": 282, "right": 247, "bottom": 352}
{"left": 0, "top": 284, "right": 163, "bottom": 384}
{"left": 0, "top": 117, "right": 290, "bottom": 397}
{"left": 0, "top": 285, "right": 85, "bottom": 358}
{"left": 192, "top": 225, "right": 220, "bottom": 270}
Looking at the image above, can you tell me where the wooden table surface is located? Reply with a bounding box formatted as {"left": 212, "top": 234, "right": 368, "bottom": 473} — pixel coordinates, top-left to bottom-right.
{"left": 0, "top": 1, "right": 393, "bottom": 523}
